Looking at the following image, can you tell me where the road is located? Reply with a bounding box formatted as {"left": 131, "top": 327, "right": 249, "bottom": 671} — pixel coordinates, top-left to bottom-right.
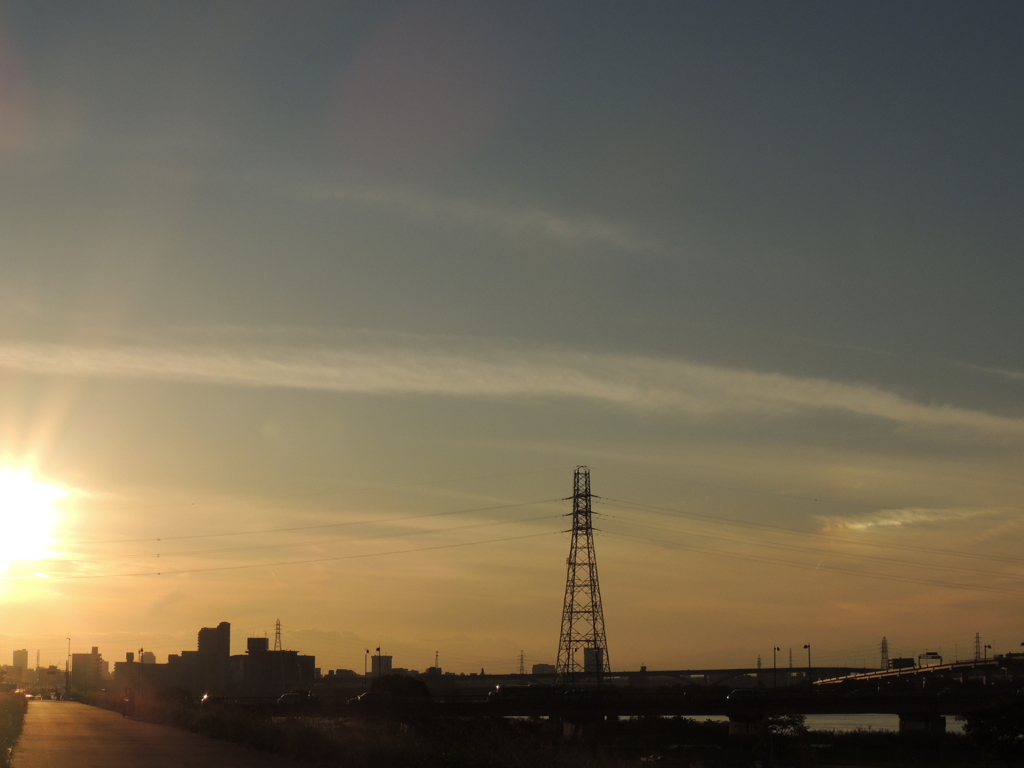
{"left": 13, "top": 700, "right": 306, "bottom": 768}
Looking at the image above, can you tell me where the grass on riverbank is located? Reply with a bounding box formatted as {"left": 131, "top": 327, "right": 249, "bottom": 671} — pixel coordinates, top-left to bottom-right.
{"left": 0, "top": 694, "right": 28, "bottom": 768}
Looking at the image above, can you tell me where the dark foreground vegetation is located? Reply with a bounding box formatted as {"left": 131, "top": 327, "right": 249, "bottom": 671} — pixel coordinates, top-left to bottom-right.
{"left": 0, "top": 693, "right": 28, "bottom": 768}
{"left": 80, "top": 689, "right": 1024, "bottom": 767}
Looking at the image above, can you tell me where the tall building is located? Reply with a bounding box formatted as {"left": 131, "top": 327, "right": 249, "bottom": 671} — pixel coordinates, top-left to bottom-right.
{"left": 12, "top": 649, "right": 28, "bottom": 669}
{"left": 182, "top": 621, "right": 231, "bottom": 695}
{"left": 370, "top": 655, "right": 393, "bottom": 676}
{"left": 198, "top": 621, "right": 231, "bottom": 657}
{"left": 583, "top": 647, "right": 605, "bottom": 674}
{"left": 71, "top": 647, "right": 106, "bottom": 692}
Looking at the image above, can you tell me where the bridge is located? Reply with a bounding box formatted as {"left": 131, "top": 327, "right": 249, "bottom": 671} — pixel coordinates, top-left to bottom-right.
{"left": 815, "top": 658, "right": 1000, "bottom": 686}
{"left": 579, "top": 666, "right": 874, "bottom": 687}
{"left": 341, "top": 690, "right": 996, "bottom": 736}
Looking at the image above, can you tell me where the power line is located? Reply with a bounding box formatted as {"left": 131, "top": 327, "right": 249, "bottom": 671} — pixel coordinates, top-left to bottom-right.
{"left": 603, "top": 466, "right": 892, "bottom": 512}
{"left": 74, "top": 497, "right": 562, "bottom": 546}
{"left": 602, "top": 529, "right": 1024, "bottom": 597}
{"left": 601, "top": 497, "right": 1024, "bottom": 566}
{"left": 58, "top": 512, "right": 563, "bottom": 563}
{"left": 603, "top": 465, "right": 1024, "bottom": 515}
{"left": 599, "top": 511, "right": 1024, "bottom": 582}
{"left": 79, "top": 466, "right": 571, "bottom": 515}
{"left": 2, "top": 531, "right": 561, "bottom": 582}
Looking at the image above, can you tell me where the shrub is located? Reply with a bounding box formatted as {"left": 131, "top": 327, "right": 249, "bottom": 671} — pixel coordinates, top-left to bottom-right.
{"left": 0, "top": 694, "right": 28, "bottom": 768}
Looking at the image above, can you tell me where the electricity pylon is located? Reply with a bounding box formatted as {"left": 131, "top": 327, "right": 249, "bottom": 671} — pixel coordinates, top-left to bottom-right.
{"left": 556, "top": 466, "right": 611, "bottom": 686}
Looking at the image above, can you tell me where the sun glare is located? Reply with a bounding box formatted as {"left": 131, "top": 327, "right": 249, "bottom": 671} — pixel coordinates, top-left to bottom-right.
{"left": 0, "top": 469, "right": 66, "bottom": 571}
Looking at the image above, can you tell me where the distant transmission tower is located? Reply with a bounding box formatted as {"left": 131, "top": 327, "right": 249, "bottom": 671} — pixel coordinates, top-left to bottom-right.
{"left": 974, "top": 632, "right": 981, "bottom": 662}
{"left": 519, "top": 651, "right": 525, "bottom": 675}
{"left": 556, "top": 466, "right": 611, "bottom": 686}
{"left": 274, "top": 619, "right": 282, "bottom": 651}
{"left": 880, "top": 637, "right": 889, "bottom": 670}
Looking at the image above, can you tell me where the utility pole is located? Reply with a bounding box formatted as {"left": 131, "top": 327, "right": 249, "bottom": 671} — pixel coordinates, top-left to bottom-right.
{"left": 556, "top": 467, "right": 611, "bottom": 687}
{"left": 773, "top": 647, "right": 780, "bottom": 689}
{"left": 804, "top": 644, "right": 812, "bottom": 684}
{"left": 65, "top": 638, "right": 70, "bottom": 698}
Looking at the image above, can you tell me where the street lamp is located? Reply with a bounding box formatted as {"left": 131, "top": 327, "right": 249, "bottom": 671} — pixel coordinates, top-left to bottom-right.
{"left": 773, "top": 647, "right": 780, "bottom": 689}
{"left": 804, "top": 644, "right": 812, "bottom": 685}
{"left": 985, "top": 644, "right": 992, "bottom": 661}
{"left": 65, "top": 638, "right": 71, "bottom": 698}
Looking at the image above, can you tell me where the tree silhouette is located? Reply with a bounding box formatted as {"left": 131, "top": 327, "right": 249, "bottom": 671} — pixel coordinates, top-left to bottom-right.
{"left": 963, "top": 702, "right": 1024, "bottom": 768}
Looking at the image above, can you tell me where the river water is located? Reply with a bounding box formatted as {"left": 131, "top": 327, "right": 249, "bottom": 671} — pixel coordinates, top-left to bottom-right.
{"left": 697, "top": 714, "right": 965, "bottom": 733}
{"left": 804, "top": 713, "right": 964, "bottom": 733}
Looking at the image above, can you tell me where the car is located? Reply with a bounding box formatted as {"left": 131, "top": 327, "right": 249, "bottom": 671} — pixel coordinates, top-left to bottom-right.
{"left": 348, "top": 690, "right": 404, "bottom": 706}
{"left": 277, "top": 692, "right": 302, "bottom": 707}
{"left": 727, "top": 688, "right": 766, "bottom": 701}
{"left": 488, "top": 684, "right": 557, "bottom": 702}
{"left": 844, "top": 689, "right": 876, "bottom": 698}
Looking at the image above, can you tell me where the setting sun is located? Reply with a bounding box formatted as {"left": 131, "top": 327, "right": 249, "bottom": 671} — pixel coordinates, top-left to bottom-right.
{"left": 0, "top": 469, "right": 65, "bottom": 570}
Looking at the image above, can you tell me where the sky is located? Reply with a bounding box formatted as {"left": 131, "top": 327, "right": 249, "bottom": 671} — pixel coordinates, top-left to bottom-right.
{"left": 0, "top": 0, "right": 1022, "bottom": 676}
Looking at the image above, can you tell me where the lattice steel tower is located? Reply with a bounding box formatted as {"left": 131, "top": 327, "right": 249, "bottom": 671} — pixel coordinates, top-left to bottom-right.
{"left": 556, "top": 466, "right": 611, "bottom": 685}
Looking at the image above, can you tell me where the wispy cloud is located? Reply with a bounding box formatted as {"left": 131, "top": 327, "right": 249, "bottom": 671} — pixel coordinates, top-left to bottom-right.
{"left": 286, "top": 181, "right": 661, "bottom": 253}
{"left": 123, "top": 157, "right": 660, "bottom": 253}
{"left": 816, "top": 507, "right": 996, "bottom": 532}
{"left": 0, "top": 337, "right": 1022, "bottom": 437}
{"left": 961, "top": 363, "right": 1024, "bottom": 382}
